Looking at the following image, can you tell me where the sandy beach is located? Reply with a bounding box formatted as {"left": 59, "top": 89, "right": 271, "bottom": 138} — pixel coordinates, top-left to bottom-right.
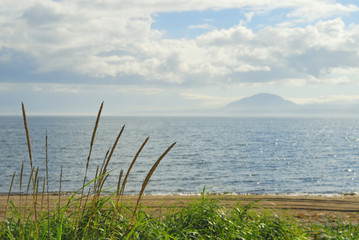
{"left": 1, "top": 194, "right": 359, "bottom": 224}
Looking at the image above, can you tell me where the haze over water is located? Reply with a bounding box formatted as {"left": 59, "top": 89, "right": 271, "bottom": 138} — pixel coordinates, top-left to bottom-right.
{"left": 1, "top": 116, "right": 359, "bottom": 195}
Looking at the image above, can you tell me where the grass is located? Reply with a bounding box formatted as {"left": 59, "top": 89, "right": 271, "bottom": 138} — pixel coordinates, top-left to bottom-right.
{"left": 1, "top": 103, "right": 359, "bottom": 239}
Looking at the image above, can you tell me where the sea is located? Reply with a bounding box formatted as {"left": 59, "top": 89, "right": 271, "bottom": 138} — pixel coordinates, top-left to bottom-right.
{"left": 1, "top": 116, "right": 359, "bottom": 196}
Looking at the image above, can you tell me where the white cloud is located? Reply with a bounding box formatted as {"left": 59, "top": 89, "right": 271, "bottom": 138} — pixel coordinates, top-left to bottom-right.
{"left": 181, "top": 92, "right": 239, "bottom": 108}
{"left": 50, "top": 85, "right": 80, "bottom": 93}
{"left": 0, "top": 83, "right": 10, "bottom": 91}
{"left": 289, "top": 95, "right": 359, "bottom": 105}
{"left": 245, "top": 11, "right": 255, "bottom": 23}
{"left": 0, "top": 0, "right": 359, "bottom": 90}
{"left": 234, "top": 64, "right": 270, "bottom": 73}
{"left": 97, "top": 0, "right": 359, "bottom": 22}
{"left": 197, "top": 25, "right": 255, "bottom": 45}
{"left": 287, "top": 3, "right": 359, "bottom": 22}
{"left": 188, "top": 24, "right": 214, "bottom": 30}
{"left": 4, "top": 82, "right": 164, "bottom": 96}
{"left": 240, "top": 11, "right": 256, "bottom": 25}
{"left": 29, "top": 83, "right": 80, "bottom": 93}
{"left": 115, "top": 86, "right": 164, "bottom": 95}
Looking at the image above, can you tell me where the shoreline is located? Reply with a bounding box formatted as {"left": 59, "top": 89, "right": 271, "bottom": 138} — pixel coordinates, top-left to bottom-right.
{"left": 1, "top": 194, "right": 359, "bottom": 224}
{"left": 1, "top": 191, "right": 358, "bottom": 196}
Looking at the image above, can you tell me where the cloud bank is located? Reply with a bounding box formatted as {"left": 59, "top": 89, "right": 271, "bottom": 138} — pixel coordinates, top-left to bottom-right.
{"left": 1, "top": 0, "right": 359, "bottom": 113}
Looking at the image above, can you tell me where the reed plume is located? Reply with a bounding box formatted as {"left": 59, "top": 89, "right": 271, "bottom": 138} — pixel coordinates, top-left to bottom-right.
{"left": 130, "top": 141, "right": 176, "bottom": 228}
{"left": 120, "top": 137, "right": 149, "bottom": 196}
{"left": 96, "top": 125, "right": 125, "bottom": 194}
{"left": 83, "top": 101, "right": 103, "bottom": 189}
{"left": 102, "top": 125, "right": 125, "bottom": 175}
{"left": 21, "top": 102, "right": 33, "bottom": 169}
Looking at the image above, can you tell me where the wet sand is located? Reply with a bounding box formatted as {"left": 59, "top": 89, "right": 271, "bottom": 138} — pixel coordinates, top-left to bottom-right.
{"left": 1, "top": 194, "right": 359, "bottom": 224}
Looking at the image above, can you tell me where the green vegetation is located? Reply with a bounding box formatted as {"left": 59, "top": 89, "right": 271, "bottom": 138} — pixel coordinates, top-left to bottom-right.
{"left": 1, "top": 103, "right": 359, "bottom": 239}
{"left": 2, "top": 190, "right": 359, "bottom": 239}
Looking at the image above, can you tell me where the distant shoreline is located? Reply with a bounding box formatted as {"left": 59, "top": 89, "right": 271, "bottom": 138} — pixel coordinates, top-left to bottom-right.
{"left": 1, "top": 191, "right": 358, "bottom": 197}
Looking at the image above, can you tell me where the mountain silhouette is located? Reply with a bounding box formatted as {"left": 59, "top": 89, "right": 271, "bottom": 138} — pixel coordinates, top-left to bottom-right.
{"left": 225, "top": 93, "right": 297, "bottom": 109}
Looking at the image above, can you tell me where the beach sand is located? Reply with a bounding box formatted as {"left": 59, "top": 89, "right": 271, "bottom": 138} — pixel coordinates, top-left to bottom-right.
{"left": 1, "top": 194, "right": 359, "bottom": 224}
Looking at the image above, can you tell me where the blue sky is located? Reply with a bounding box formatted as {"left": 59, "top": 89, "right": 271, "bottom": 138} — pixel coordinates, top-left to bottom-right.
{"left": 1, "top": 0, "right": 359, "bottom": 115}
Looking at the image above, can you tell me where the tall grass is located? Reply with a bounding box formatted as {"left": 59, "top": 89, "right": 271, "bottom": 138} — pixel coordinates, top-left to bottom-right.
{"left": 0, "top": 102, "right": 176, "bottom": 239}
{"left": 1, "top": 103, "right": 359, "bottom": 239}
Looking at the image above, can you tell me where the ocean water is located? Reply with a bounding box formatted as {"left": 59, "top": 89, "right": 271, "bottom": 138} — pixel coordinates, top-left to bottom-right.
{"left": 1, "top": 116, "right": 359, "bottom": 195}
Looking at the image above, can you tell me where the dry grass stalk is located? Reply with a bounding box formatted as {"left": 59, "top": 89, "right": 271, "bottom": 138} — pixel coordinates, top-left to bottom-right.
{"left": 59, "top": 165, "right": 63, "bottom": 208}
{"left": 120, "top": 137, "right": 149, "bottom": 196}
{"left": 96, "top": 125, "right": 124, "bottom": 194}
{"left": 84, "top": 124, "right": 125, "bottom": 239}
{"left": 84, "top": 191, "right": 99, "bottom": 238}
{"left": 77, "top": 188, "right": 92, "bottom": 228}
{"left": 94, "top": 166, "right": 99, "bottom": 193}
{"left": 130, "top": 141, "right": 176, "bottom": 228}
{"left": 116, "top": 170, "right": 124, "bottom": 198}
{"left": 99, "top": 148, "right": 110, "bottom": 181}
{"left": 97, "top": 157, "right": 109, "bottom": 193}
{"left": 24, "top": 167, "right": 34, "bottom": 217}
{"left": 108, "top": 170, "right": 124, "bottom": 237}
{"left": 21, "top": 102, "right": 33, "bottom": 169}
{"left": 83, "top": 102, "right": 103, "bottom": 189}
{"left": 116, "top": 137, "right": 150, "bottom": 219}
{"left": 22, "top": 103, "right": 37, "bottom": 219}
{"left": 33, "top": 167, "right": 39, "bottom": 232}
{"left": 19, "top": 162, "right": 24, "bottom": 220}
{"left": 102, "top": 125, "right": 125, "bottom": 175}
{"left": 88, "top": 171, "right": 110, "bottom": 236}
{"left": 45, "top": 130, "right": 50, "bottom": 240}
{"left": 35, "top": 167, "right": 40, "bottom": 197}
{"left": 4, "top": 171, "right": 16, "bottom": 220}
{"left": 41, "top": 177, "right": 45, "bottom": 212}
{"left": 97, "top": 174, "right": 109, "bottom": 195}
{"left": 82, "top": 188, "right": 91, "bottom": 216}
{"left": 75, "top": 102, "right": 103, "bottom": 240}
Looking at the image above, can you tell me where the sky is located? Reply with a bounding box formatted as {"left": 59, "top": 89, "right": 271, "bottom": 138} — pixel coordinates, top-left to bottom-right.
{"left": 1, "top": 0, "right": 359, "bottom": 115}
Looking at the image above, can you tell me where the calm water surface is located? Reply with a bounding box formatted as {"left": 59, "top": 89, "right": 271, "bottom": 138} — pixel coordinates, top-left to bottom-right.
{"left": 1, "top": 116, "right": 359, "bottom": 195}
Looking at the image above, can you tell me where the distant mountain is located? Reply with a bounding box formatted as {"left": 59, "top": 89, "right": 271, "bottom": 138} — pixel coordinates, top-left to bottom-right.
{"left": 225, "top": 93, "right": 297, "bottom": 109}
{"left": 132, "top": 92, "right": 358, "bottom": 117}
